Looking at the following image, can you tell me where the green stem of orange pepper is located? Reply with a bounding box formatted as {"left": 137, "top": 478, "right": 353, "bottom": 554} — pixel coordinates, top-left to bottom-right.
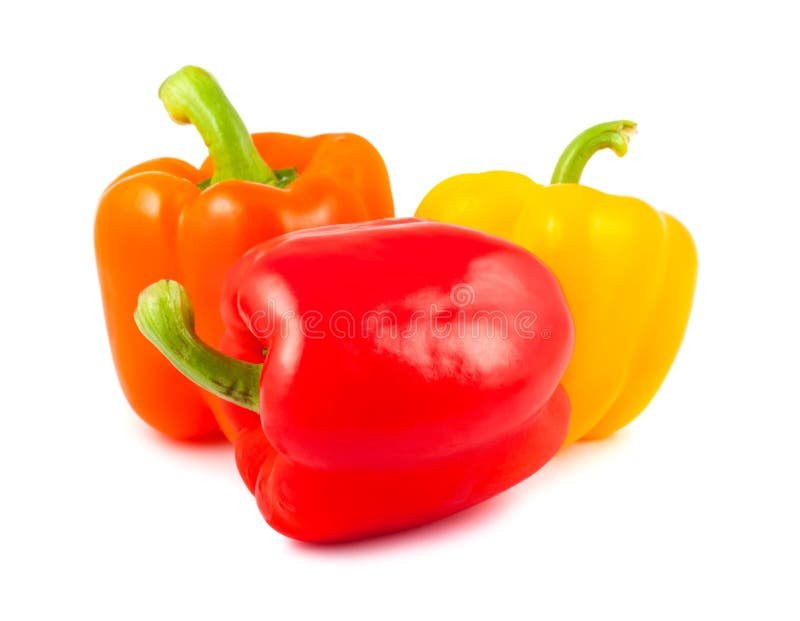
{"left": 159, "top": 65, "right": 279, "bottom": 186}
{"left": 550, "top": 120, "right": 637, "bottom": 184}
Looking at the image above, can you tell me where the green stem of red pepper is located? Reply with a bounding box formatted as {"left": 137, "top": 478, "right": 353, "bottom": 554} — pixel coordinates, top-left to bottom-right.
{"left": 550, "top": 120, "right": 637, "bottom": 184}
{"left": 159, "top": 65, "right": 279, "bottom": 186}
{"left": 134, "top": 280, "right": 262, "bottom": 412}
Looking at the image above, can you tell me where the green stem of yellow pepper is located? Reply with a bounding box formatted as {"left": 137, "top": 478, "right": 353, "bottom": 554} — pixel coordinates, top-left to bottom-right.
{"left": 159, "top": 65, "right": 279, "bottom": 187}
{"left": 551, "top": 120, "right": 637, "bottom": 184}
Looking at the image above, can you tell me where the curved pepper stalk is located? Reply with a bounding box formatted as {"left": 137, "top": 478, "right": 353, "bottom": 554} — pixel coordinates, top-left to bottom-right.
{"left": 134, "top": 280, "right": 262, "bottom": 412}
{"left": 550, "top": 120, "right": 637, "bottom": 184}
{"left": 159, "top": 66, "right": 279, "bottom": 186}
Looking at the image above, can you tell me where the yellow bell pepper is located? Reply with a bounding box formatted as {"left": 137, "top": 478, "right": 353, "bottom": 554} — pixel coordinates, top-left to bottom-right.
{"left": 416, "top": 120, "right": 697, "bottom": 444}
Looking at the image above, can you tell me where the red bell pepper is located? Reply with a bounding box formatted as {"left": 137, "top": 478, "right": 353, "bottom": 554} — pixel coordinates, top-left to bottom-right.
{"left": 135, "top": 219, "right": 574, "bottom": 542}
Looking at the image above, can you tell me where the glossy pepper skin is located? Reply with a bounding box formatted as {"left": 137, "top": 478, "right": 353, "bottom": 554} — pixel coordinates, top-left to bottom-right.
{"left": 95, "top": 66, "right": 393, "bottom": 441}
{"left": 416, "top": 121, "right": 697, "bottom": 444}
{"left": 135, "top": 219, "right": 574, "bottom": 542}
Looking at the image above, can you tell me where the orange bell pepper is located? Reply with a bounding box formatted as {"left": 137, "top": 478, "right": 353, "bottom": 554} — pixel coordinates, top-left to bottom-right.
{"left": 95, "top": 66, "right": 394, "bottom": 441}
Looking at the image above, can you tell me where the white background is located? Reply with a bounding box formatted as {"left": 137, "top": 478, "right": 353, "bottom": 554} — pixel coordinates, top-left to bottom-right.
{"left": 2, "top": 1, "right": 798, "bottom": 619}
